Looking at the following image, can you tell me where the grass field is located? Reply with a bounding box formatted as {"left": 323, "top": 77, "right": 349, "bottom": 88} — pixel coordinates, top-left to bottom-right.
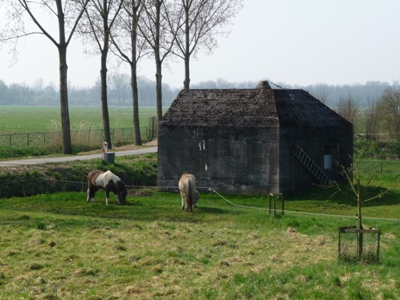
{"left": 0, "top": 106, "right": 158, "bottom": 133}
{"left": 0, "top": 106, "right": 399, "bottom": 298}
{"left": 0, "top": 154, "right": 399, "bottom": 299}
{"left": 0, "top": 106, "right": 159, "bottom": 157}
{"left": 0, "top": 190, "right": 399, "bottom": 299}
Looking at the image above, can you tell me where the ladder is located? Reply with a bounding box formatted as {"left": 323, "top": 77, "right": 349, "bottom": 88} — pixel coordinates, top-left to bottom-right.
{"left": 292, "top": 143, "right": 330, "bottom": 185}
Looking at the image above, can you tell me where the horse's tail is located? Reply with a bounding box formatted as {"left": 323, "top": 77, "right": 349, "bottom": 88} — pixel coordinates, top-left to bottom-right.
{"left": 186, "top": 177, "right": 194, "bottom": 212}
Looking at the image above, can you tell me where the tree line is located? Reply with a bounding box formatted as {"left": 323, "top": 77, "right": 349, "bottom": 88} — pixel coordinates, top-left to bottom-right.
{"left": 0, "top": 76, "right": 396, "bottom": 107}
{"left": 1, "top": 73, "right": 399, "bottom": 155}
{"left": 0, "top": 75, "right": 180, "bottom": 107}
{"left": 335, "top": 85, "right": 400, "bottom": 144}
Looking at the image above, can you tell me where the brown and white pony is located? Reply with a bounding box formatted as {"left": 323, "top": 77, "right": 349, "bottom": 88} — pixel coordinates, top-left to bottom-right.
{"left": 87, "top": 170, "right": 128, "bottom": 205}
{"left": 179, "top": 173, "right": 199, "bottom": 212}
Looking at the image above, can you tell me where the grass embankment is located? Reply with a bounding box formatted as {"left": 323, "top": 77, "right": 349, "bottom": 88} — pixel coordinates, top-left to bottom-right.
{"left": 0, "top": 155, "right": 399, "bottom": 299}
{"left": 0, "top": 152, "right": 158, "bottom": 198}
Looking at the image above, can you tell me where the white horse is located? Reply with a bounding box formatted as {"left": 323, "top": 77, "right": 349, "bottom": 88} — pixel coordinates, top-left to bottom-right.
{"left": 178, "top": 173, "right": 200, "bottom": 212}
{"left": 86, "top": 170, "right": 127, "bottom": 205}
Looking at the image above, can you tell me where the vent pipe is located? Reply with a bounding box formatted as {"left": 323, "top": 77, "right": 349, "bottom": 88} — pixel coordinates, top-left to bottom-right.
{"left": 256, "top": 80, "right": 271, "bottom": 89}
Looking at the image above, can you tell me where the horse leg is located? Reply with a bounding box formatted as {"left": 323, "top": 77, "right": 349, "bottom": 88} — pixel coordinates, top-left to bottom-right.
{"left": 186, "top": 186, "right": 193, "bottom": 212}
{"left": 180, "top": 191, "right": 185, "bottom": 210}
{"left": 186, "top": 192, "right": 191, "bottom": 212}
{"left": 105, "top": 189, "right": 110, "bottom": 205}
{"left": 87, "top": 187, "right": 96, "bottom": 202}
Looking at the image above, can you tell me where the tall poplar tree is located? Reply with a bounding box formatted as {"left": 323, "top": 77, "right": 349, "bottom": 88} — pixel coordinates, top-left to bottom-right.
{"left": 1, "top": 0, "right": 90, "bottom": 154}
{"left": 139, "top": 0, "right": 177, "bottom": 121}
{"left": 111, "top": 0, "right": 148, "bottom": 145}
{"left": 173, "top": 0, "right": 243, "bottom": 90}
{"left": 81, "top": 0, "right": 124, "bottom": 149}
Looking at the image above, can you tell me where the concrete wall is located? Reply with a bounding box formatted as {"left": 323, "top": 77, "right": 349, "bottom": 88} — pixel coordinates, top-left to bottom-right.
{"left": 158, "top": 124, "right": 353, "bottom": 195}
{"left": 278, "top": 125, "right": 353, "bottom": 194}
{"left": 158, "top": 125, "right": 280, "bottom": 194}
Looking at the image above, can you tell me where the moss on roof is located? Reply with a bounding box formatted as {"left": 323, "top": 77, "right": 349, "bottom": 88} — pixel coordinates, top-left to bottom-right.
{"left": 161, "top": 87, "right": 352, "bottom": 129}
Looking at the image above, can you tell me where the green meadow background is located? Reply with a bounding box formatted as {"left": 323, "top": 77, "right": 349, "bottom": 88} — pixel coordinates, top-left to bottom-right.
{"left": 0, "top": 106, "right": 158, "bottom": 133}
{"left": 0, "top": 106, "right": 399, "bottom": 299}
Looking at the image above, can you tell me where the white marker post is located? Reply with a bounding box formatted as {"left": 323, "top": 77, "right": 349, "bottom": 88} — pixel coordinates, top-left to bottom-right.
{"left": 102, "top": 142, "right": 108, "bottom": 159}
{"left": 102, "top": 142, "right": 115, "bottom": 163}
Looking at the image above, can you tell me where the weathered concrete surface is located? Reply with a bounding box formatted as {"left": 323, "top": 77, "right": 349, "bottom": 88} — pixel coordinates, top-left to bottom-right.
{"left": 158, "top": 84, "right": 353, "bottom": 195}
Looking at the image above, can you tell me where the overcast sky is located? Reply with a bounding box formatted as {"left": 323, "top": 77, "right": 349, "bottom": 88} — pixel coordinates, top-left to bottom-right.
{"left": 1, "top": 0, "right": 400, "bottom": 89}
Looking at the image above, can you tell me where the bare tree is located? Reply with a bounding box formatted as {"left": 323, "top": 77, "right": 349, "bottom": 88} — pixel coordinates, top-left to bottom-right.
{"left": 364, "top": 99, "right": 380, "bottom": 142}
{"left": 140, "top": 0, "right": 178, "bottom": 121}
{"left": 110, "top": 73, "right": 130, "bottom": 105}
{"left": 376, "top": 87, "right": 400, "bottom": 141}
{"left": 335, "top": 158, "right": 389, "bottom": 261}
{"left": 80, "top": 0, "right": 124, "bottom": 149}
{"left": 0, "top": 0, "right": 90, "bottom": 154}
{"left": 309, "top": 84, "right": 329, "bottom": 105}
{"left": 336, "top": 96, "right": 360, "bottom": 132}
{"left": 173, "top": 0, "right": 243, "bottom": 90}
{"left": 111, "top": 0, "right": 148, "bottom": 145}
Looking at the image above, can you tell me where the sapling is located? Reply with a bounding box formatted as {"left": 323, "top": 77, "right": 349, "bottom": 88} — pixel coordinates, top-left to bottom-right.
{"left": 335, "top": 156, "right": 389, "bottom": 260}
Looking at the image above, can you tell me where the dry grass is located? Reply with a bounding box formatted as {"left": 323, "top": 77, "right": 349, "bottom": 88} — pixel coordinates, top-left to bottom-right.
{"left": 0, "top": 191, "right": 399, "bottom": 299}
{"left": 0, "top": 220, "right": 334, "bottom": 299}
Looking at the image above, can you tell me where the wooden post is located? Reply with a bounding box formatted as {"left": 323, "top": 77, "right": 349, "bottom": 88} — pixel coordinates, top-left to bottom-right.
{"left": 269, "top": 193, "right": 284, "bottom": 216}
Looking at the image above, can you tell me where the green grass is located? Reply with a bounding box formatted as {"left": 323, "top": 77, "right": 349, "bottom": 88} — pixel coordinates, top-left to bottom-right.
{"left": 0, "top": 106, "right": 159, "bottom": 158}
{"left": 0, "top": 172, "right": 399, "bottom": 299}
{"left": 0, "top": 106, "right": 157, "bottom": 133}
{"left": 0, "top": 113, "right": 399, "bottom": 299}
{"left": 0, "top": 153, "right": 158, "bottom": 198}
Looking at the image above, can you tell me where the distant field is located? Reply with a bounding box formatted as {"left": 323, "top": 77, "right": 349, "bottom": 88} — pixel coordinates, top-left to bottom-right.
{"left": 0, "top": 106, "right": 158, "bottom": 133}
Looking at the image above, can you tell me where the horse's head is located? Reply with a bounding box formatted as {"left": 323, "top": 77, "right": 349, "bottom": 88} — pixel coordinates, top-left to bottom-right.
{"left": 117, "top": 190, "right": 127, "bottom": 205}
{"left": 116, "top": 181, "right": 128, "bottom": 205}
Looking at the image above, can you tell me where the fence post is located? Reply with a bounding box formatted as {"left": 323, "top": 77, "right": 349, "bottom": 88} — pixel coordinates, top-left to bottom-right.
{"left": 152, "top": 117, "right": 155, "bottom": 140}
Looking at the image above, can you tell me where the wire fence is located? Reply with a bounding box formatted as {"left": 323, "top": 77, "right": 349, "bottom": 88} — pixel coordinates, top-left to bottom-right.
{"left": 2, "top": 178, "right": 84, "bottom": 198}
{"left": 338, "top": 226, "right": 381, "bottom": 263}
{"left": 3, "top": 179, "right": 398, "bottom": 224}
{"left": 1, "top": 177, "right": 157, "bottom": 199}
{"left": 0, "top": 117, "right": 158, "bottom": 148}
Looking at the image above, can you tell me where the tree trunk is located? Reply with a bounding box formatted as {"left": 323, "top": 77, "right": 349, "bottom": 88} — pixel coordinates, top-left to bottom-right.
{"left": 131, "top": 63, "right": 142, "bottom": 145}
{"left": 154, "top": 0, "right": 163, "bottom": 122}
{"left": 184, "top": 53, "right": 190, "bottom": 90}
{"left": 155, "top": 60, "right": 163, "bottom": 122}
{"left": 100, "top": 52, "right": 112, "bottom": 149}
{"left": 59, "top": 46, "right": 72, "bottom": 154}
{"left": 130, "top": 6, "right": 142, "bottom": 146}
{"left": 183, "top": 4, "right": 190, "bottom": 90}
{"left": 357, "top": 199, "right": 363, "bottom": 260}
{"left": 57, "top": 3, "right": 72, "bottom": 155}
{"left": 100, "top": 1, "right": 112, "bottom": 149}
